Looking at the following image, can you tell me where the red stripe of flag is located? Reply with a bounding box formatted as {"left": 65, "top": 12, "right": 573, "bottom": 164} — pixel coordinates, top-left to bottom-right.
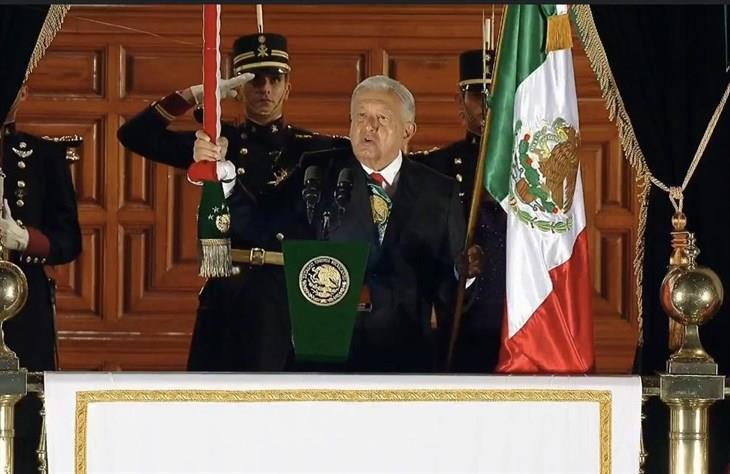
{"left": 496, "top": 229, "right": 595, "bottom": 374}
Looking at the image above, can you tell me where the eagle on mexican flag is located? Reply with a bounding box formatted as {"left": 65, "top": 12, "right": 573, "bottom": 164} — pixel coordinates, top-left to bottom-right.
{"left": 484, "top": 4, "right": 594, "bottom": 373}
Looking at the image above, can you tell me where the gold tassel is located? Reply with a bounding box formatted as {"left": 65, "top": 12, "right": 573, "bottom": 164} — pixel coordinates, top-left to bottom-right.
{"left": 571, "top": 5, "right": 653, "bottom": 348}
{"left": 199, "top": 238, "right": 233, "bottom": 278}
{"left": 546, "top": 13, "right": 573, "bottom": 52}
{"left": 25, "top": 5, "right": 71, "bottom": 82}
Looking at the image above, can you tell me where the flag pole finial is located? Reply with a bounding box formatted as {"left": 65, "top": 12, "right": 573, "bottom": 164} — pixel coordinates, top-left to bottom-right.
{"left": 256, "top": 4, "right": 264, "bottom": 34}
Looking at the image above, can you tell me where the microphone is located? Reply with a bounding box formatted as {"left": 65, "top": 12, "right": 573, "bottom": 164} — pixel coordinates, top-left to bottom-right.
{"left": 302, "top": 165, "right": 321, "bottom": 224}
{"left": 334, "top": 168, "right": 353, "bottom": 215}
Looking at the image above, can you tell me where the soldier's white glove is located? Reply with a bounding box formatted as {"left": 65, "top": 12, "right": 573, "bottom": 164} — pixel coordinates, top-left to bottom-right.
{"left": 217, "top": 161, "right": 237, "bottom": 198}
{"left": 0, "top": 200, "right": 28, "bottom": 251}
{"left": 189, "top": 73, "right": 254, "bottom": 105}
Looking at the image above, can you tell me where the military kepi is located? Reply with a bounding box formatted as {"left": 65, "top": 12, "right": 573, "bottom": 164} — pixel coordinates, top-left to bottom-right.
{"left": 458, "top": 49, "right": 496, "bottom": 90}
{"left": 233, "top": 33, "right": 290, "bottom": 75}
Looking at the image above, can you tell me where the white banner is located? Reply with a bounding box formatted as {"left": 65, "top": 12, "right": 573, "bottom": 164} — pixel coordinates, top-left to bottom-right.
{"left": 45, "top": 373, "right": 641, "bottom": 474}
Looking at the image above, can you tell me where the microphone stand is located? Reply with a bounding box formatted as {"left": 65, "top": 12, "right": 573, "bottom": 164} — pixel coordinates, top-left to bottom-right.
{"left": 321, "top": 210, "right": 331, "bottom": 240}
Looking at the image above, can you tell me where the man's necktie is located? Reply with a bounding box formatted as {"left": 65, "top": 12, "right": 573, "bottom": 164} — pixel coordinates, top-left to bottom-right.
{"left": 370, "top": 172, "right": 386, "bottom": 188}
{"left": 368, "top": 172, "right": 391, "bottom": 244}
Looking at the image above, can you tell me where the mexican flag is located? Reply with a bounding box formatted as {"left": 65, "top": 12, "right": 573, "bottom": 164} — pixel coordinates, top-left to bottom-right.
{"left": 485, "top": 4, "right": 594, "bottom": 373}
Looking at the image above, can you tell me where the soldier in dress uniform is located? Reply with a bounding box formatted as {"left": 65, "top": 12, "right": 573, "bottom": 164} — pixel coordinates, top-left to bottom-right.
{"left": 117, "top": 32, "right": 349, "bottom": 371}
{"left": 0, "top": 85, "right": 82, "bottom": 473}
{"left": 415, "top": 49, "right": 506, "bottom": 373}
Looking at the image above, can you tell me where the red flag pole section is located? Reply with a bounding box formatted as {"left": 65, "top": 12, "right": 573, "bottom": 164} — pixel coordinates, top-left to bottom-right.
{"left": 188, "top": 4, "right": 221, "bottom": 183}
{"left": 203, "top": 4, "right": 220, "bottom": 145}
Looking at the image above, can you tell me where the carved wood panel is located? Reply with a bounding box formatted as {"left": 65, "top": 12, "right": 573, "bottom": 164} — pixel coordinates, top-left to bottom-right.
{"left": 16, "top": 5, "right": 638, "bottom": 373}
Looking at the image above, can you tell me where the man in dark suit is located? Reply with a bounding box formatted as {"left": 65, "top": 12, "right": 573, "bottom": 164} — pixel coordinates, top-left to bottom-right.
{"left": 298, "top": 75, "right": 482, "bottom": 372}
{"left": 118, "top": 32, "right": 349, "bottom": 371}
{"left": 415, "top": 50, "right": 507, "bottom": 373}
{"left": 1, "top": 84, "right": 82, "bottom": 474}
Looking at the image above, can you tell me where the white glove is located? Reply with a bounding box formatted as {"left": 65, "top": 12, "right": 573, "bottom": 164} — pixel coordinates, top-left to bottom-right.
{"left": 189, "top": 73, "right": 255, "bottom": 105}
{"left": 0, "top": 200, "right": 29, "bottom": 251}
{"left": 216, "top": 161, "right": 237, "bottom": 198}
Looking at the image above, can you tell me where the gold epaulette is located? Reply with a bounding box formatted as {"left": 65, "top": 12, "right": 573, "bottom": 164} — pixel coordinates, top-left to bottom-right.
{"left": 42, "top": 135, "right": 83, "bottom": 162}
{"left": 42, "top": 134, "right": 83, "bottom": 143}
{"left": 409, "top": 146, "right": 440, "bottom": 159}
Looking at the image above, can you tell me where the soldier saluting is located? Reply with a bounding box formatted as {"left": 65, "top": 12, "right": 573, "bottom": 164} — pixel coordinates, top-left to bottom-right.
{"left": 118, "top": 32, "right": 348, "bottom": 372}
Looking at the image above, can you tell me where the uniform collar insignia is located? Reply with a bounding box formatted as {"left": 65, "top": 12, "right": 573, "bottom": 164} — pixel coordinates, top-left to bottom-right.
{"left": 242, "top": 117, "right": 286, "bottom": 138}
{"left": 466, "top": 131, "right": 480, "bottom": 148}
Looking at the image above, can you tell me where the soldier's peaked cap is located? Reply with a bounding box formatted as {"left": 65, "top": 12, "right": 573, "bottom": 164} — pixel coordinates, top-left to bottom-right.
{"left": 233, "top": 33, "right": 290, "bottom": 76}
{"left": 459, "top": 49, "right": 495, "bottom": 90}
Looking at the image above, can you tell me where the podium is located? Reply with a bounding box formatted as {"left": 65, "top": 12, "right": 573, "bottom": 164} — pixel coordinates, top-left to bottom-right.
{"left": 282, "top": 240, "right": 369, "bottom": 363}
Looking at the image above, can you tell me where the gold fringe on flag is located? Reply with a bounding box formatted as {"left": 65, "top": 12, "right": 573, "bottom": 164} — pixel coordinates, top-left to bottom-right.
{"left": 546, "top": 13, "right": 573, "bottom": 52}
{"left": 25, "top": 5, "right": 71, "bottom": 82}
{"left": 199, "top": 238, "right": 233, "bottom": 278}
{"left": 571, "top": 4, "right": 651, "bottom": 348}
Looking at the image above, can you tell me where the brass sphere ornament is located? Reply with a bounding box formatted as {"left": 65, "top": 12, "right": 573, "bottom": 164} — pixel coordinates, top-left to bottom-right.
{"left": 660, "top": 213, "right": 724, "bottom": 367}
{"left": 0, "top": 246, "right": 27, "bottom": 368}
{"left": 661, "top": 237, "right": 723, "bottom": 327}
{"left": 0, "top": 168, "right": 28, "bottom": 368}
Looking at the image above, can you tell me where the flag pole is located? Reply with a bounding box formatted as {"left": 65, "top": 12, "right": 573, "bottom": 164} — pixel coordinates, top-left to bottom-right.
{"left": 446, "top": 5, "right": 510, "bottom": 371}
{"left": 193, "top": 4, "right": 233, "bottom": 278}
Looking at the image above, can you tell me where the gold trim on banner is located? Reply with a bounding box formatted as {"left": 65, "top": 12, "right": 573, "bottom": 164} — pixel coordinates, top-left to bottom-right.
{"left": 25, "top": 5, "right": 71, "bottom": 82}
{"left": 74, "top": 388, "right": 612, "bottom": 474}
{"left": 571, "top": 4, "right": 649, "bottom": 346}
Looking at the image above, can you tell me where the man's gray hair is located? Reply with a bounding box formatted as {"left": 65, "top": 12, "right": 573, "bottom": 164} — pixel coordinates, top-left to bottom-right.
{"left": 350, "top": 75, "right": 416, "bottom": 122}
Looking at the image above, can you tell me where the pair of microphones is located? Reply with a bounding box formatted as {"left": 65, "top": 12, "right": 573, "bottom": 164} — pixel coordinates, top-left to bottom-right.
{"left": 302, "top": 165, "right": 353, "bottom": 226}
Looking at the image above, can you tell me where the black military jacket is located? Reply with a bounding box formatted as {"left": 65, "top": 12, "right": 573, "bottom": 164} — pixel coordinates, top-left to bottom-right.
{"left": 1, "top": 126, "right": 82, "bottom": 372}
{"left": 2, "top": 126, "right": 82, "bottom": 267}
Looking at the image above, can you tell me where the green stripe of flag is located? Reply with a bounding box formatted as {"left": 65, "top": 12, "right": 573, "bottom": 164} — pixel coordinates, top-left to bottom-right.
{"left": 484, "top": 5, "right": 554, "bottom": 202}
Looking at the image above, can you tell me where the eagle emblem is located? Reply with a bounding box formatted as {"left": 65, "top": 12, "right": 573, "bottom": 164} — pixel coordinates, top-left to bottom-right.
{"left": 510, "top": 118, "right": 580, "bottom": 233}
{"left": 206, "top": 203, "right": 231, "bottom": 234}
{"left": 299, "top": 256, "right": 350, "bottom": 307}
{"left": 215, "top": 214, "right": 230, "bottom": 233}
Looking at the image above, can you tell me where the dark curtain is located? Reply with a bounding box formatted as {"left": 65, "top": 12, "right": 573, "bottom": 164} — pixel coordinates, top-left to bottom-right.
{"left": 0, "top": 5, "right": 50, "bottom": 125}
{"left": 590, "top": 6, "right": 730, "bottom": 474}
